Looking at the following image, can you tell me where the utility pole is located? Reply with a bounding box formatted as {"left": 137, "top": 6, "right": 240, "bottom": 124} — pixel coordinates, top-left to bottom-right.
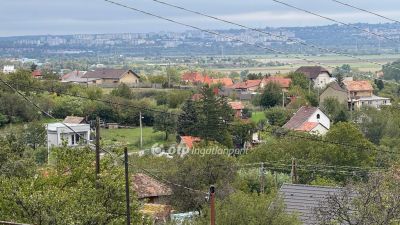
{"left": 291, "top": 158, "right": 298, "bottom": 184}
{"left": 282, "top": 91, "right": 285, "bottom": 107}
{"left": 260, "top": 162, "right": 265, "bottom": 194}
{"left": 139, "top": 112, "right": 143, "bottom": 149}
{"left": 95, "top": 117, "right": 100, "bottom": 178}
{"left": 124, "top": 147, "right": 131, "bottom": 225}
{"left": 210, "top": 185, "right": 216, "bottom": 225}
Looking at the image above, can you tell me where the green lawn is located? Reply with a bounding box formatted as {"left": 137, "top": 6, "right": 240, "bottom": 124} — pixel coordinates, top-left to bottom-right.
{"left": 251, "top": 111, "right": 266, "bottom": 123}
{"left": 101, "top": 127, "right": 176, "bottom": 151}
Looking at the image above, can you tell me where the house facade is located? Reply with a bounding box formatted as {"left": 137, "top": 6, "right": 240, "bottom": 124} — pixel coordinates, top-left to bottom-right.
{"left": 46, "top": 123, "right": 91, "bottom": 149}
{"left": 343, "top": 80, "right": 391, "bottom": 109}
{"left": 283, "top": 106, "right": 330, "bottom": 135}
{"left": 260, "top": 76, "right": 292, "bottom": 92}
{"left": 181, "top": 72, "right": 211, "bottom": 85}
{"left": 228, "top": 101, "right": 244, "bottom": 118}
{"left": 82, "top": 68, "right": 140, "bottom": 85}
{"left": 319, "top": 82, "right": 348, "bottom": 104}
{"left": 295, "top": 66, "right": 332, "bottom": 89}
{"left": 3, "top": 65, "right": 16, "bottom": 74}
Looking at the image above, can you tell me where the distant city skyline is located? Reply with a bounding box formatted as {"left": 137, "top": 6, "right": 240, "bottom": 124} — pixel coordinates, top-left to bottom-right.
{"left": 1, "top": 0, "right": 400, "bottom": 37}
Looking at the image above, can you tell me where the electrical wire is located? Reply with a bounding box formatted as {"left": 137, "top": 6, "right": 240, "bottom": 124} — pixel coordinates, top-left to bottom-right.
{"left": 141, "top": 0, "right": 400, "bottom": 72}
{"left": 271, "top": 0, "right": 400, "bottom": 44}
{"left": 330, "top": 0, "right": 400, "bottom": 24}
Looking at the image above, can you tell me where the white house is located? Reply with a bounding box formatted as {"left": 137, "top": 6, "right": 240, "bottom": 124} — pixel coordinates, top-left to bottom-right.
{"left": 46, "top": 123, "right": 91, "bottom": 149}
{"left": 3, "top": 65, "right": 16, "bottom": 74}
{"left": 295, "top": 66, "right": 333, "bottom": 89}
{"left": 283, "top": 106, "right": 330, "bottom": 135}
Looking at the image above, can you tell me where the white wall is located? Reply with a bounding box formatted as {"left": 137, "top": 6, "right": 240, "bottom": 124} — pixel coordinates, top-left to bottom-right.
{"left": 307, "top": 109, "right": 330, "bottom": 130}
{"left": 314, "top": 73, "right": 331, "bottom": 89}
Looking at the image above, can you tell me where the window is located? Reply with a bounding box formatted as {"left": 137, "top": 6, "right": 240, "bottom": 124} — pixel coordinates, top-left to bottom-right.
{"left": 75, "top": 134, "right": 80, "bottom": 144}
{"left": 317, "top": 114, "right": 320, "bottom": 119}
{"left": 71, "top": 134, "right": 75, "bottom": 145}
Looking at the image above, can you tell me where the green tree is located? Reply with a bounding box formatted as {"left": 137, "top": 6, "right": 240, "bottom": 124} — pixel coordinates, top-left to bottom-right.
{"left": 230, "top": 120, "right": 256, "bottom": 149}
{"left": 320, "top": 97, "right": 349, "bottom": 123}
{"left": 194, "top": 192, "right": 300, "bottom": 225}
{"left": 383, "top": 60, "right": 400, "bottom": 81}
{"left": 23, "top": 122, "right": 46, "bottom": 150}
{"left": 153, "top": 109, "right": 177, "bottom": 140}
{"left": 260, "top": 82, "right": 282, "bottom": 108}
{"left": 288, "top": 72, "right": 309, "bottom": 90}
{"left": 177, "top": 98, "right": 199, "bottom": 136}
{"left": 110, "top": 83, "right": 133, "bottom": 99}
{"left": 264, "top": 107, "right": 291, "bottom": 126}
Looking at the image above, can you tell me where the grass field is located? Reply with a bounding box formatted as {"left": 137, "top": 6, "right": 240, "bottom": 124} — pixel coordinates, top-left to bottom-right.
{"left": 101, "top": 127, "right": 176, "bottom": 151}
{"left": 251, "top": 111, "right": 266, "bottom": 123}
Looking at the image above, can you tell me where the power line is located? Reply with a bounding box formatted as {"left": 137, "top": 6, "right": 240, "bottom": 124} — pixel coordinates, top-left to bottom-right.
{"left": 330, "top": 0, "right": 400, "bottom": 24}
{"left": 271, "top": 0, "right": 400, "bottom": 44}
{"left": 104, "top": 0, "right": 336, "bottom": 70}
{"left": 0, "top": 79, "right": 207, "bottom": 195}
{"left": 141, "top": 0, "right": 400, "bottom": 72}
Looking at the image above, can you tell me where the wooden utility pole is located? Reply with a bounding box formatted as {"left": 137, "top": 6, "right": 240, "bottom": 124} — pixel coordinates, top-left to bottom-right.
{"left": 124, "top": 147, "right": 131, "bottom": 225}
{"left": 95, "top": 117, "right": 100, "bottom": 178}
{"left": 291, "top": 158, "right": 298, "bottom": 184}
{"left": 210, "top": 185, "right": 216, "bottom": 225}
{"left": 139, "top": 112, "right": 143, "bottom": 149}
{"left": 260, "top": 162, "right": 265, "bottom": 194}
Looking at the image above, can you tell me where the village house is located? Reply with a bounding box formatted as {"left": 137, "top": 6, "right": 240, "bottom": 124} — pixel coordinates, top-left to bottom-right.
{"left": 61, "top": 70, "right": 96, "bottom": 84}
{"left": 133, "top": 173, "right": 172, "bottom": 204}
{"left": 227, "top": 79, "right": 262, "bottom": 92}
{"left": 228, "top": 101, "right": 244, "bottom": 118}
{"left": 32, "top": 69, "right": 42, "bottom": 79}
{"left": 260, "top": 76, "right": 292, "bottom": 92}
{"left": 181, "top": 71, "right": 211, "bottom": 85}
{"left": 283, "top": 106, "right": 330, "bottom": 135}
{"left": 210, "top": 77, "right": 234, "bottom": 86}
{"left": 344, "top": 80, "right": 391, "bottom": 109}
{"left": 46, "top": 122, "right": 91, "bottom": 149}
{"left": 319, "top": 82, "right": 348, "bottom": 105}
{"left": 280, "top": 183, "right": 342, "bottom": 225}
{"left": 82, "top": 68, "right": 140, "bottom": 85}
{"left": 2, "top": 65, "right": 16, "bottom": 74}
{"left": 295, "top": 66, "right": 333, "bottom": 89}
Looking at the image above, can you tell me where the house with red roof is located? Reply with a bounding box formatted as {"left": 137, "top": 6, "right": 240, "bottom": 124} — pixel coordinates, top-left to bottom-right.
{"left": 211, "top": 78, "right": 234, "bottom": 87}
{"left": 181, "top": 72, "right": 211, "bottom": 85}
{"left": 179, "top": 136, "right": 201, "bottom": 150}
{"left": 283, "top": 106, "right": 330, "bottom": 135}
{"left": 228, "top": 101, "right": 245, "bottom": 118}
{"left": 261, "top": 76, "right": 292, "bottom": 92}
{"left": 227, "top": 79, "right": 262, "bottom": 92}
{"left": 32, "top": 69, "right": 42, "bottom": 79}
{"left": 343, "top": 80, "right": 391, "bottom": 109}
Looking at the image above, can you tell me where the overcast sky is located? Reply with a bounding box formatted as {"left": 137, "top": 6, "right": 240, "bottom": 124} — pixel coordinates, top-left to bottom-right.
{"left": 1, "top": 0, "right": 400, "bottom": 36}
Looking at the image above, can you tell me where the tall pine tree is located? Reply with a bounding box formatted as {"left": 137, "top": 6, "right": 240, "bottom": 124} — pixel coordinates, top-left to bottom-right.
{"left": 177, "top": 99, "right": 198, "bottom": 136}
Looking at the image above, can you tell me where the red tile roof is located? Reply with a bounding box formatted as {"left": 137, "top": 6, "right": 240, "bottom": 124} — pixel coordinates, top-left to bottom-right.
{"left": 283, "top": 106, "right": 319, "bottom": 130}
{"left": 32, "top": 69, "right": 42, "bottom": 77}
{"left": 180, "top": 136, "right": 201, "bottom": 149}
{"left": 133, "top": 173, "right": 172, "bottom": 199}
{"left": 262, "top": 76, "right": 292, "bottom": 88}
{"left": 211, "top": 78, "right": 234, "bottom": 86}
{"left": 228, "top": 79, "right": 261, "bottom": 90}
{"left": 343, "top": 80, "right": 373, "bottom": 92}
{"left": 63, "top": 116, "right": 86, "bottom": 124}
{"left": 228, "top": 101, "right": 244, "bottom": 110}
{"left": 181, "top": 72, "right": 211, "bottom": 84}
{"left": 295, "top": 122, "right": 319, "bottom": 132}
{"left": 295, "top": 66, "right": 331, "bottom": 79}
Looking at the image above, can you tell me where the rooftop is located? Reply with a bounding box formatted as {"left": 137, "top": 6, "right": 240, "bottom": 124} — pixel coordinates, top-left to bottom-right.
{"left": 262, "top": 76, "right": 292, "bottom": 88}
{"left": 283, "top": 106, "right": 319, "bottom": 130}
{"left": 228, "top": 101, "right": 244, "bottom": 110}
{"left": 82, "top": 68, "right": 139, "bottom": 79}
{"left": 343, "top": 80, "right": 373, "bottom": 92}
{"left": 46, "top": 123, "right": 90, "bottom": 132}
{"left": 133, "top": 173, "right": 172, "bottom": 199}
{"left": 295, "top": 66, "right": 331, "bottom": 79}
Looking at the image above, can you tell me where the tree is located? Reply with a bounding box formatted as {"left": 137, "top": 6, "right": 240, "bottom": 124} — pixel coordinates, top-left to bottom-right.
{"left": 259, "top": 82, "right": 282, "bottom": 108}
{"left": 288, "top": 72, "right": 309, "bottom": 90}
{"left": 0, "top": 147, "right": 149, "bottom": 224}
{"left": 316, "top": 170, "right": 400, "bottom": 225}
{"left": 110, "top": 83, "right": 133, "bottom": 99}
{"left": 336, "top": 73, "right": 345, "bottom": 87}
{"left": 383, "top": 60, "right": 400, "bottom": 81}
{"left": 153, "top": 109, "right": 177, "bottom": 140}
{"left": 374, "top": 79, "right": 384, "bottom": 91}
{"left": 247, "top": 73, "right": 263, "bottom": 80}
{"left": 23, "top": 122, "right": 46, "bottom": 150}
{"left": 264, "top": 107, "right": 291, "bottom": 126}
{"left": 230, "top": 120, "right": 256, "bottom": 149}
{"left": 177, "top": 98, "right": 199, "bottom": 136}
{"left": 196, "top": 86, "right": 233, "bottom": 146}
{"left": 167, "top": 151, "right": 237, "bottom": 212}
{"left": 194, "top": 192, "right": 301, "bottom": 225}
{"left": 320, "top": 97, "right": 349, "bottom": 123}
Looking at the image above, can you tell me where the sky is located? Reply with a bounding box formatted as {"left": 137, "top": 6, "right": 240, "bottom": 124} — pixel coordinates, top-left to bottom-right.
{"left": 1, "top": 0, "right": 400, "bottom": 37}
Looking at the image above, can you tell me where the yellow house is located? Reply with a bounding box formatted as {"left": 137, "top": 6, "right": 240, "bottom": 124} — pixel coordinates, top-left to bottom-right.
{"left": 82, "top": 68, "right": 140, "bottom": 85}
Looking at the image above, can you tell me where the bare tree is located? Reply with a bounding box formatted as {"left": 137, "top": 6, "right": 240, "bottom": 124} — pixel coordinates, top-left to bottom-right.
{"left": 316, "top": 171, "right": 400, "bottom": 225}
